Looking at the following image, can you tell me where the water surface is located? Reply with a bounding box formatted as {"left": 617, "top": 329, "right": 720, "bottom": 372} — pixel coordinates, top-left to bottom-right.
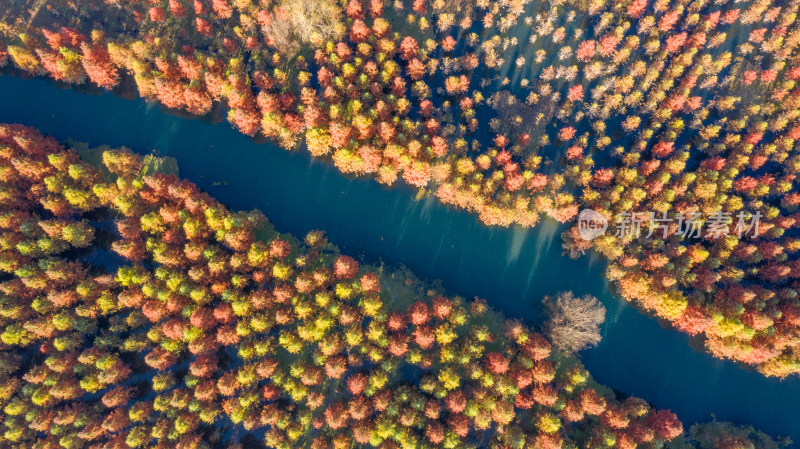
{"left": 2, "top": 75, "right": 798, "bottom": 443}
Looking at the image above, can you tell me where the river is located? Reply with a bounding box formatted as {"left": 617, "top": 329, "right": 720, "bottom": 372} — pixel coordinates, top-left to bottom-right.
{"left": 1, "top": 75, "right": 798, "bottom": 443}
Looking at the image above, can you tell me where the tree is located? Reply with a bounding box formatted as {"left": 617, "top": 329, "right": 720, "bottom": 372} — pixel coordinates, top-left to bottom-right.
{"left": 558, "top": 126, "right": 577, "bottom": 141}
{"left": 651, "top": 141, "right": 675, "bottom": 158}
{"left": 568, "top": 85, "right": 584, "bottom": 102}
{"left": 345, "top": 0, "right": 364, "bottom": 19}
{"left": 542, "top": 292, "right": 606, "bottom": 352}
{"left": 333, "top": 255, "right": 358, "bottom": 279}
{"left": 403, "top": 161, "right": 431, "bottom": 188}
{"left": 665, "top": 32, "right": 688, "bottom": 53}
{"left": 212, "top": 0, "right": 233, "bottom": 18}
{"left": 324, "top": 403, "right": 349, "bottom": 429}
{"left": 627, "top": 0, "right": 647, "bottom": 17}
{"left": 689, "top": 420, "right": 787, "bottom": 449}
{"left": 101, "top": 386, "right": 132, "bottom": 408}
{"left": 169, "top": 0, "right": 187, "bottom": 17}
{"left": 102, "top": 150, "right": 142, "bottom": 177}
{"left": 409, "top": 301, "right": 430, "bottom": 325}
{"left": 346, "top": 373, "right": 367, "bottom": 395}
{"left": 407, "top": 58, "right": 426, "bottom": 80}
{"left": 485, "top": 352, "right": 509, "bottom": 374}
{"left": 399, "top": 36, "right": 419, "bottom": 60}
{"left": 648, "top": 409, "right": 684, "bottom": 440}
{"left": 577, "top": 40, "right": 596, "bottom": 61}
{"left": 262, "top": 0, "right": 344, "bottom": 55}
{"left": 80, "top": 41, "right": 119, "bottom": 89}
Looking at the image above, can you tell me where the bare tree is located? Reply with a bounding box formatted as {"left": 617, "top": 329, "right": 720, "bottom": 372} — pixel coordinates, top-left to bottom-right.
{"left": 262, "top": 0, "right": 344, "bottom": 56}
{"left": 542, "top": 291, "right": 606, "bottom": 353}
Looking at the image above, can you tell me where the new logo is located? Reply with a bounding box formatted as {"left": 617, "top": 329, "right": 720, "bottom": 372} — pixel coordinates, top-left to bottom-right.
{"left": 578, "top": 209, "right": 608, "bottom": 241}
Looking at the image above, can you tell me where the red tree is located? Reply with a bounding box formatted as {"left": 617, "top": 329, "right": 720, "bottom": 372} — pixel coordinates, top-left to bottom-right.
{"left": 81, "top": 42, "right": 119, "bottom": 89}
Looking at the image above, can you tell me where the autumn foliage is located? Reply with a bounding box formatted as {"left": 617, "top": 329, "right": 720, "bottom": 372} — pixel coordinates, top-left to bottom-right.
{"left": 0, "top": 123, "right": 705, "bottom": 448}
{"left": 2, "top": 0, "right": 800, "bottom": 379}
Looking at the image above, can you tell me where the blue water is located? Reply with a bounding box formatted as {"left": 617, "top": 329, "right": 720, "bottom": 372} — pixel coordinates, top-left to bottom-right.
{"left": 2, "top": 75, "right": 799, "bottom": 442}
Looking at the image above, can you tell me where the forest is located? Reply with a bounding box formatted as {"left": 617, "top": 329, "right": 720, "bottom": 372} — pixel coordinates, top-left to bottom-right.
{"left": 2, "top": 0, "right": 798, "bottom": 377}
{"left": 0, "top": 0, "right": 800, "bottom": 377}
{"left": 0, "top": 121, "right": 790, "bottom": 448}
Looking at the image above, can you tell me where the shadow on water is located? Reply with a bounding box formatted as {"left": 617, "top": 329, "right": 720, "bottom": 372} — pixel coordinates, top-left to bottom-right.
{"left": 2, "top": 75, "right": 800, "bottom": 443}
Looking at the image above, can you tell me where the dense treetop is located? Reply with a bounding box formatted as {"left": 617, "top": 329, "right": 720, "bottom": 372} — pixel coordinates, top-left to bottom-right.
{"left": 2, "top": 0, "right": 800, "bottom": 376}
{"left": 0, "top": 123, "right": 789, "bottom": 448}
